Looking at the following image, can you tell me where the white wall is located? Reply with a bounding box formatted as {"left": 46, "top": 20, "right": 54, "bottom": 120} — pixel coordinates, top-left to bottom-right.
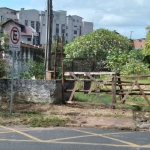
{"left": 0, "top": 8, "right": 17, "bottom": 23}
{"left": 21, "top": 35, "right": 33, "bottom": 45}
{"left": 53, "top": 10, "right": 67, "bottom": 41}
{"left": 16, "top": 8, "right": 39, "bottom": 26}
{"left": 82, "top": 21, "right": 93, "bottom": 35}
{"left": 39, "top": 10, "right": 47, "bottom": 45}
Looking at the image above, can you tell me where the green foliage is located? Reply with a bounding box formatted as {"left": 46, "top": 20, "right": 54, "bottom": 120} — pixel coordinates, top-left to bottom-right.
{"left": 106, "top": 51, "right": 129, "bottom": 72}
{"left": 120, "top": 49, "right": 150, "bottom": 75}
{"left": 64, "top": 29, "right": 132, "bottom": 60}
{"left": 121, "top": 59, "right": 150, "bottom": 75}
{"left": 20, "top": 59, "right": 44, "bottom": 79}
{"left": 51, "top": 42, "right": 62, "bottom": 52}
{"left": 143, "top": 26, "right": 150, "bottom": 56}
{"left": 0, "top": 33, "right": 9, "bottom": 51}
{"left": 64, "top": 28, "right": 132, "bottom": 72}
{"left": 0, "top": 32, "right": 9, "bottom": 78}
{"left": 30, "top": 116, "right": 68, "bottom": 127}
{"left": 0, "top": 53, "right": 6, "bottom": 78}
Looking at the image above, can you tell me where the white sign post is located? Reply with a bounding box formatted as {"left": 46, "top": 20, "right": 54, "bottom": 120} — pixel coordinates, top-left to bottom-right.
{"left": 9, "top": 25, "right": 21, "bottom": 115}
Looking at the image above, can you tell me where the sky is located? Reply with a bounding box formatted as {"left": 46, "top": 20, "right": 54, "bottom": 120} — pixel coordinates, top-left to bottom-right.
{"left": 1, "top": 0, "right": 150, "bottom": 39}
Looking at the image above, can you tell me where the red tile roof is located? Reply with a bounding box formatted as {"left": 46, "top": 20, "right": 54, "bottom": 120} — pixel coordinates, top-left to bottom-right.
{"left": 21, "top": 26, "right": 38, "bottom": 36}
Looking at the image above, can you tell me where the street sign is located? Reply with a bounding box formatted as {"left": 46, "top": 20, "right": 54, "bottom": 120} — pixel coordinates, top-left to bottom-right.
{"left": 9, "top": 25, "right": 21, "bottom": 51}
{"left": 9, "top": 25, "right": 21, "bottom": 114}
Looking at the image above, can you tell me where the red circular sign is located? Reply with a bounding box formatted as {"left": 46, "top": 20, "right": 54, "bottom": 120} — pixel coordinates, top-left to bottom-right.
{"left": 10, "top": 27, "right": 20, "bottom": 44}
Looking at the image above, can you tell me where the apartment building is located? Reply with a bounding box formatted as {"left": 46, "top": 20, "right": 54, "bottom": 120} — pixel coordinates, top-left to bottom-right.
{"left": 0, "top": 7, "right": 17, "bottom": 22}
{"left": 0, "top": 7, "right": 93, "bottom": 45}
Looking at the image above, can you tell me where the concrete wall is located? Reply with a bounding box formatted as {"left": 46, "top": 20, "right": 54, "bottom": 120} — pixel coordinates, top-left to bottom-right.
{"left": 0, "top": 79, "right": 72, "bottom": 104}
{"left": 0, "top": 79, "right": 62, "bottom": 103}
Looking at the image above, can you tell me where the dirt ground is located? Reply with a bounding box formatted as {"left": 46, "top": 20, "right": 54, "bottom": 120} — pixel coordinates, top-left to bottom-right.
{"left": 0, "top": 101, "right": 150, "bottom": 130}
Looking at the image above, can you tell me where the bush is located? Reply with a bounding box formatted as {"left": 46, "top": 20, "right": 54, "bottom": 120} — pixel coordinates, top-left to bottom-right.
{"left": 20, "top": 60, "right": 45, "bottom": 79}
{"left": 0, "top": 52, "right": 7, "bottom": 78}
{"left": 121, "top": 59, "right": 150, "bottom": 75}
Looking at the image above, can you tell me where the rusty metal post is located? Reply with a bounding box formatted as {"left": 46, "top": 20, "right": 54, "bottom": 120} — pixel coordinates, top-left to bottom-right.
{"left": 53, "top": 37, "right": 58, "bottom": 79}
{"left": 61, "top": 36, "right": 65, "bottom": 104}
{"left": 111, "top": 73, "right": 116, "bottom": 108}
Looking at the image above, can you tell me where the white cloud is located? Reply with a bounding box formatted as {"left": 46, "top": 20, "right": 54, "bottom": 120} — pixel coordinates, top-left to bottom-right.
{"left": 15, "top": 0, "right": 150, "bottom": 38}
{"left": 134, "top": 0, "right": 144, "bottom": 5}
{"left": 101, "top": 14, "right": 126, "bottom": 24}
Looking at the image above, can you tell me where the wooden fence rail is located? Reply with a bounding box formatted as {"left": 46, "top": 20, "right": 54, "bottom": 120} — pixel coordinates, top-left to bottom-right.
{"left": 63, "top": 72, "right": 150, "bottom": 107}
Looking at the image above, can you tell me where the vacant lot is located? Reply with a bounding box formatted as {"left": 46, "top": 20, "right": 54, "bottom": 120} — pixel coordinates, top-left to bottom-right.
{"left": 0, "top": 101, "right": 150, "bottom": 130}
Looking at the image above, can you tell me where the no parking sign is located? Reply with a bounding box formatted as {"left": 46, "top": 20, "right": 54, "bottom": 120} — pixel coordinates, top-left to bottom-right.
{"left": 9, "top": 25, "right": 21, "bottom": 114}
{"left": 9, "top": 25, "right": 21, "bottom": 51}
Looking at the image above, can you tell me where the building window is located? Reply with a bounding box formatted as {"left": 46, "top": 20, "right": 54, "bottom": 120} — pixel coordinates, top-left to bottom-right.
{"left": 61, "top": 24, "right": 65, "bottom": 34}
{"left": 66, "top": 33, "right": 68, "bottom": 36}
{"left": 14, "top": 19, "right": 18, "bottom": 22}
{"left": 61, "top": 28, "right": 65, "bottom": 33}
{"left": 80, "top": 26, "right": 82, "bottom": 35}
{"left": 7, "top": 18, "right": 10, "bottom": 21}
{"left": 56, "top": 24, "right": 59, "bottom": 29}
{"left": 73, "top": 19, "right": 75, "bottom": 22}
{"left": 56, "top": 24, "right": 59, "bottom": 35}
{"left": 61, "top": 24, "right": 65, "bottom": 29}
{"left": 27, "top": 38, "right": 31, "bottom": 41}
{"left": 39, "top": 14, "right": 45, "bottom": 16}
{"left": 31, "top": 21, "right": 34, "bottom": 29}
{"left": 77, "top": 20, "right": 79, "bottom": 22}
{"left": 36, "top": 21, "right": 40, "bottom": 32}
{"left": 25, "top": 20, "right": 28, "bottom": 26}
{"left": 74, "top": 25, "right": 77, "bottom": 27}
{"left": 74, "top": 30, "right": 77, "bottom": 34}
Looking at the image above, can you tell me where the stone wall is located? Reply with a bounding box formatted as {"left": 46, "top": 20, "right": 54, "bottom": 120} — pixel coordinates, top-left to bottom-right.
{"left": 0, "top": 79, "right": 63, "bottom": 103}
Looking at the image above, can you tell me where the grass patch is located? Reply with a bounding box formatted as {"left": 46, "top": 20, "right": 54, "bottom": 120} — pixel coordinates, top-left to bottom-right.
{"left": 30, "top": 116, "right": 69, "bottom": 127}
{"left": 73, "top": 92, "right": 111, "bottom": 103}
{"left": 73, "top": 92, "right": 150, "bottom": 111}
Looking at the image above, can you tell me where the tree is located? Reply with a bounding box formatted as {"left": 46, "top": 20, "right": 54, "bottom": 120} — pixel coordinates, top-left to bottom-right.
{"left": 0, "top": 31, "right": 9, "bottom": 78}
{"left": 142, "top": 26, "right": 150, "bottom": 65}
{"left": 143, "top": 26, "right": 150, "bottom": 56}
{"left": 0, "top": 33, "right": 9, "bottom": 51}
{"left": 64, "top": 28, "right": 132, "bottom": 71}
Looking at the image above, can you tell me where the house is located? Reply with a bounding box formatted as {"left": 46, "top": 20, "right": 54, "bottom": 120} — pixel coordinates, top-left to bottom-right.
{"left": 131, "top": 38, "right": 145, "bottom": 49}
{"left": 1, "top": 19, "right": 39, "bottom": 45}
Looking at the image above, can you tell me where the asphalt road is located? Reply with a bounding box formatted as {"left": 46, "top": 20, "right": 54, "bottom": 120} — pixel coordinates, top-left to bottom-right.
{"left": 0, "top": 126, "right": 149, "bottom": 150}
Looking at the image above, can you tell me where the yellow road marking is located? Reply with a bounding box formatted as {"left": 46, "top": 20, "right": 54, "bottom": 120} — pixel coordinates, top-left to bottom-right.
{"left": 104, "top": 132, "right": 133, "bottom": 135}
{"left": 72, "top": 129, "right": 139, "bottom": 147}
{"left": 0, "top": 139, "right": 34, "bottom": 142}
{"left": 0, "top": 126, "right": 149, "bottom": 149}
{"left": 46, "top": 134, "right": 95, "bottom": 142}
{"left": 0, "top": 131, "right": 15, "bottom": 134}
{"left": 142, "top": 144, "right": 150, "bottom": 148}
{"left": 0, "top": 138, "right": 149, "bottom": 148}
{"left": 0, "top": 126, "right": 43, "bottom": 142}
{"left": 50, "top": 141, "right": 150, "bottom": 148}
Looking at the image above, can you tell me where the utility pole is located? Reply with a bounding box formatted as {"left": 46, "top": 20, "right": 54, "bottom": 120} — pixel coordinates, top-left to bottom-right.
{"left": 45, "top": 0, "right": 53, "bottom": 79}
{"left": 130, "top": 31, "right": 133, "bottom": 39}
